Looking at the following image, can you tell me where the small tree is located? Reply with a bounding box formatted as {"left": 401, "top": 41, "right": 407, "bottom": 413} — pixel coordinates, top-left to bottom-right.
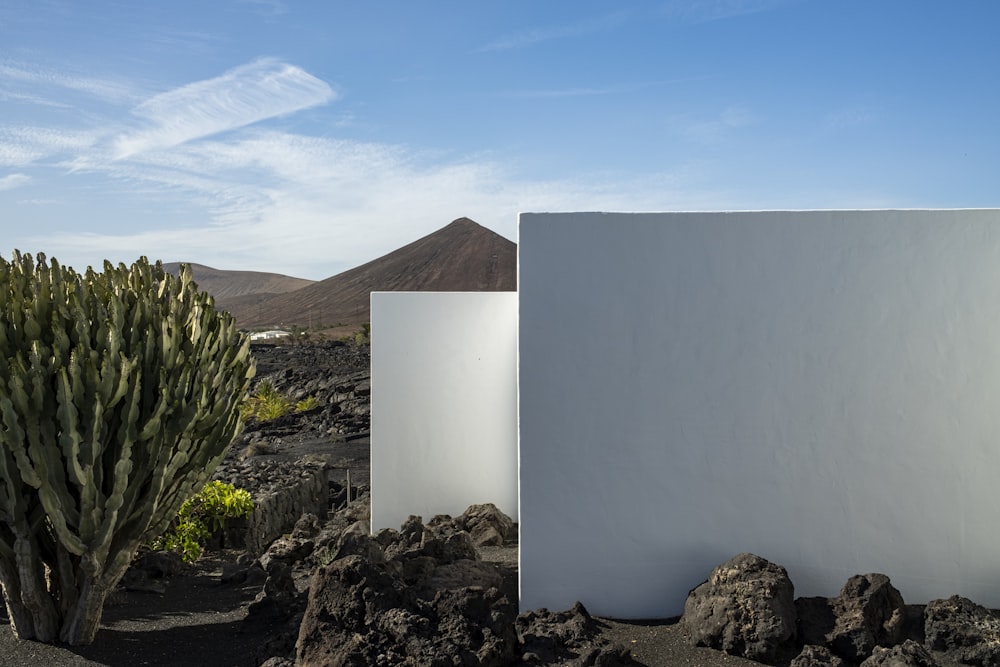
{"left": 0, "top": 252, "right": 254, "bottom": 645}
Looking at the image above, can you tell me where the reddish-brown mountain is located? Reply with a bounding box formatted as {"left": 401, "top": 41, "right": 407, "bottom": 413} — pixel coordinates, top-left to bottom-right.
{"left": 162, "top": 263, "right": 315, "bottom": 299}
{"left": 216, "top": 217, "right": 516, "bottom": 329}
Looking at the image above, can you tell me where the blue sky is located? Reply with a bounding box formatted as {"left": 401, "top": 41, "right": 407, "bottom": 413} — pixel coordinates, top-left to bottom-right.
{"left": 2, "top": 1, "right": 999, "bottom": 280}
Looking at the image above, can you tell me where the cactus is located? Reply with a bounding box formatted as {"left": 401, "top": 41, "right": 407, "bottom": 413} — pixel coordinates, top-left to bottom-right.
{"left": 0, "top": 251, "right": 254, "bottom": 645}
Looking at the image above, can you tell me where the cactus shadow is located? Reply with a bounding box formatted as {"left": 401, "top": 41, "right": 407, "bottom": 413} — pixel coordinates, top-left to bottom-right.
{"left": 0, "top": 561, "right": 266, "bottom": 667}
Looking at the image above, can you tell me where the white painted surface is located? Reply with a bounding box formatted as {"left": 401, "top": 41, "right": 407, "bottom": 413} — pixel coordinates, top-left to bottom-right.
{"left": 370, "top": 291, "right": 518, "bottom": 532}
{"left": 518, "top": 210, "right": 1000, "bottom": 618}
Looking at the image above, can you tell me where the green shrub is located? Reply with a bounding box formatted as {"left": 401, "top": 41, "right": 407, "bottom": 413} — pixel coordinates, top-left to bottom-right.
{"left": 354, "top": 322, "right": 371, "bottom": 345}
{"left": 295, "top": 395, "right": 321, "bottom": 412}
{"left": 240, "top": 381, "right": 291, "bottom": 421}
{"left": 241, "top": 381, "right": 320, "bottom": 421}
{"left": 152, "top": 481, "right": 254, "bottom": 563}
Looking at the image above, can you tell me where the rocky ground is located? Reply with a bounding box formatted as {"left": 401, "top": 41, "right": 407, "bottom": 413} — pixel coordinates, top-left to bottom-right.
{"left": 2, "top": 341, "right": 997, "bottom": 666}
{"left": 0, "top": 341, "right": 647, "bottom": 666}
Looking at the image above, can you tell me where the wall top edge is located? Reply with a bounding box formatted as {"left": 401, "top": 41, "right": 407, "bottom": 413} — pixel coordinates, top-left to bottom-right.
{"left": 370, "top": 291, "right": 517, "bottom": 296}
{"left": 518, "top": 208, "right": 1000, "bottom": 217}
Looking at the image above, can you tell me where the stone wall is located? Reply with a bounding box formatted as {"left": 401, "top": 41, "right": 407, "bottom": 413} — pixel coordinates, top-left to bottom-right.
{"left": 215, "top": 458, "right": 331, "bottom": 557}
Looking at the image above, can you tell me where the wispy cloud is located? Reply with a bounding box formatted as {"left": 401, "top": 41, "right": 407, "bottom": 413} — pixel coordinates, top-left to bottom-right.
{"left": 0, "top": 174, "right": 30, "bottom": 191}
{"left": 0, "top": 61, "right": 138, "bottom": 104}
{"left": 824, "top": 107, "right": 877, "bottom": 129}
{"left": 680, "top": 105, "right": 754, "bottom": 143}
{"left": 148, "top": 29, "right": 227, "bottom": 56}
{"left": 21, "top": 123, "right": 715, "bottom": 278}
{"left": 0, "top": 142, "right": 42, "bottom": 167}
{"left": 2, "top": 58, "right": 740, "bottom": 279}
{"left": 500, "top": 78, "right": 702, "bottom": 99}
{"left": 238, "top": 0, "right": 288, "bottom": 17}
{"left": 661, "top": 0, "right": 794, "bottom": 23}
{"left": 479, "top": 12, "right": 629, "bottom": 52}
{"left": 0, "top": 89, "right": 74, "bottom": 108}
{"left": 0, "top": 126, "right": 99, "bottom": 166}
{"left": 111, "top": 58, "right": 335, "bottom": 158}
{"left": 502, "top": 86, "right": 633, "bottom": 99}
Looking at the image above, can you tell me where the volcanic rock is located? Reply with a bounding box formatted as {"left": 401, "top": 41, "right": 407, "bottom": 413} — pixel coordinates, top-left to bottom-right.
{"left": 295, "top": 555, "right": 517, "bottom": 667}
{"left": 860, "top": 639, "right": 940, "bottom": 667}
{"left": 924, "top": 595, "right": 1000, "bottom": 666}
{"left": 827, "top": 574, "right": 907, "bottom": 662}
{"left": 791, "top": 644, "right": 846, "bottom": 667}
{"left": 455, "top": 502, "right": 515, "bottom": 547}
{"left": 516, "top": 601, "right": 634, "bottom": 666}
{"left": 682, "top": 552, "right": 797, "bottom": 663}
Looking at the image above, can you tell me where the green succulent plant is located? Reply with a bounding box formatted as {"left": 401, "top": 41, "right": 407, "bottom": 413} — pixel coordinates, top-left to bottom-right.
{"left": 240, "top": 381, "right": 320, "bottom": 421}
{"left": 0, "top": 252, "right": 254, "bottom": 645}
{"left": 152, "top": 481, "right": 254, "bottom": 563}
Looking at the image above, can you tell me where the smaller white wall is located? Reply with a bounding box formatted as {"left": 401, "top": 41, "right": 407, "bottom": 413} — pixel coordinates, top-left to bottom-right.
{"left": 370, "top": 291, "right": 518, "bottom": 532}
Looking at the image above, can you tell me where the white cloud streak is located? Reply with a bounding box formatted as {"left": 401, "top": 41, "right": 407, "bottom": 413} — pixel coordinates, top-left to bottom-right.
{"left": 112, "top": 58, "right": 335, "bottom": 158}
{"left": 0, "top": 89, "right": 73, "bottom": 108}
{"left": 2, "top": 58, "right": 747, "bottom": 280}
{"left": 238, "top": 0, "right": 289, "bottom": 17}
{"left": 499, "top": 78, "right": 701, "bottom": 99}
{"left": 661, "top": 0, "right": 795, "bottom": 23}
{"left": 0, "top": 173, "right": 30, "bottom": 191}
{"left": 502, "top": 87, "right": 623, "bottom": 99}
{"left": 0, "top": 61, "right": 138, "bottom": 104}
{"left": 20, "top": 124, "right": 714, "bottom": 279}
{"left": 680, "top": 105, "right": 754, "bottom": 143}
{"left": 148, "top": 29, "right": 227, "bottom": 56}
{"left": 824, "top": 107, "right": 877, "bottom": 129}
{"left": 479, "top": 12, "right": 629, "bottom": 51}
{"left": 0, "top": 126, "right": 99, "bottom": 166}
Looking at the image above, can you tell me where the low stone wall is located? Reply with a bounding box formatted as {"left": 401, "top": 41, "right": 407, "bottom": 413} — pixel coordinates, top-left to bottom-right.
{"left": 214, "top": 458, "right": 331, "bottom": 557}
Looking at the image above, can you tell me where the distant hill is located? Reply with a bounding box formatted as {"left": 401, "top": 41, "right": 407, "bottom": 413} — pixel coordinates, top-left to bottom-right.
{"left": 191, "top": 217, "right": 515, "bottom": 330}
{"left": 162, "top": 262, "right": 315, "bottom": 300}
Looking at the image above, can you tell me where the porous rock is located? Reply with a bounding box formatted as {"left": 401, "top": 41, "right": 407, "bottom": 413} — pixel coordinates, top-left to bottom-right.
{"left": 681, "top": 552, "right": 797, "bottom": 664}
{"left": 295, "top": 554, "right": 517, "bottom": 667}
{"left": 860, "top": 639, "right": 940, "bottom": 667}
{"left": 328, "top": 520, "right": 386, "bottom": 564}
{"left": 422, "top": 559, "right": 503, "bottom": 593}
{"left": 797, "top": 596, "right": 839, "bottom": 648}
{"left": 247, "top": 559, "right": 301, "bottom": 622}
{"left": 258, "top": 658, "right": 293, "bottom": 667}
{"left": 456, "top": 503, "right": 515, "bottom": 547}
{"left": 243, "top": 558, "right": 307, "bottom": 664}
{"left": 419, "top": 521, "right": 478, "bottom": 563}
{"left": 382, "top": 515, "right": 424, "bottom": 561}
{"left": 291, "top": 512, "right": 322, "bottom": 539}
{"left": 516, "top": 601, "right": 634, "bottom": 666}
{"left": 791, "top": 644, "right": 846, "bottom": 667}
{"left": 924, "top": 595, "right": 1000, "bottom": 666}
{"left": 827, "top": 574, "right": 906, "bottom": 663}
{"left": 258, "top": 532, "right": 315, "bottom": 570}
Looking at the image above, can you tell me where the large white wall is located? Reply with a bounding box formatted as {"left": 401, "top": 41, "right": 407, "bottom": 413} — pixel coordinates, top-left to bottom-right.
{"left": 518, "top": 210, "right": 1000, "bottom": 619}
{"left": 370, "top": 291, "right": 518, "bottom": 532}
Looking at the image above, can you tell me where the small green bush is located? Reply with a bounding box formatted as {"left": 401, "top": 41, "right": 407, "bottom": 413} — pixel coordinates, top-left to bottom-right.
{"left": 240, "top": 381, "right": 291, "bottom": 421}
{"left": 295, "top": 395, "right": 321, "bottom": 412}
{"left": 354, "top": 322, "right": 371, "bottom": 345}
{"left": 152, "top": 481, "right": 254, "bottom": 562}
{"left": 241, "top": 381, "right": 320, "bottom": 421}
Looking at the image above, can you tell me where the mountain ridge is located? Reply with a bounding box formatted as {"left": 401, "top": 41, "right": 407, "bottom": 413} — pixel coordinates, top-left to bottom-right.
{"left": 162, "top": 262, "right": 315, "bottom": 300}
{"left": 173, "top": 217, "right": 516, "bottom": 330}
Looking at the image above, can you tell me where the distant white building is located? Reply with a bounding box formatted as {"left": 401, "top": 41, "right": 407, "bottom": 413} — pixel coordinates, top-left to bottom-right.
{"left": 249, "top": 330, "right": 291, "bottom": 341}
